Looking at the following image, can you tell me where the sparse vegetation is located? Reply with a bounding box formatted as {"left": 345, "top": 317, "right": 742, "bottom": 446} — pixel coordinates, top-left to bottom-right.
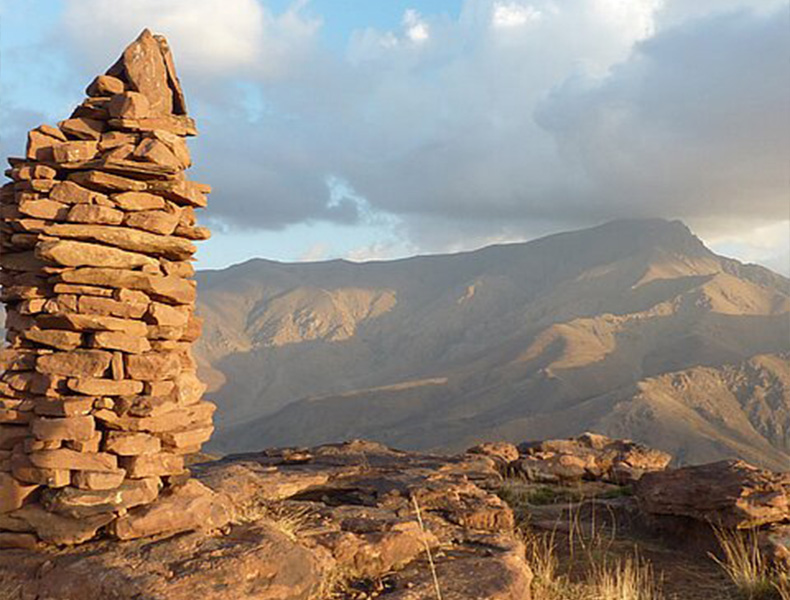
{"left": 233, "top": 498, "right": 313, "bottom": 540}
{"left": 497, "top": 481, "right": 585, "bottom": 510}
{"left": 775, "top": 573, "right": 790, "bottom": 600}
{"left": 521, "top": 528, "right": 665, "bottom": 600}
{"left": 710, "top": 526, "right": 787, "bottom": 600}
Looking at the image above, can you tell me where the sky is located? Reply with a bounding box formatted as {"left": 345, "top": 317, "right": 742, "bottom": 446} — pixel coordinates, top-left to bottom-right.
{"left": 0, "top": 0, "right": 787, "bottom": 274}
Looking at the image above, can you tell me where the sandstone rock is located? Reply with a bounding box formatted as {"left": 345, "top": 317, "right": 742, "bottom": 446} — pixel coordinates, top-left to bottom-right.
{"left": 32, "top": 416, "right": 96, "bottom": 442}
{"left": 468, "top": 441, "right": 520, "bottom": 465}
{"left": 99, "top": 131, "right": 138, "bottom": 151}
{"left": 26, "top": 128, "right": 63, "bottom": 162}
{"left": 36, "top": 349, "right": 113, "bottom": 377}
{"left": 33, "top": 396, "right": 95, "bottom": 417}
{"left": 38, "top": 312, "right": 148, "bottom": 337}
{"left": 125, "top": 351, "right": 181, "bottom": 380}
{"left": 516, "top": 433, "right": 672, "bottom": 484}
{"left": 78, "top": 295, "right": 148, "bottom": 319}
{"left": 91, "top": 330, "right": 152, "bottom": 354}
{"left": 0, "top": 348, "right": 38, "bottom": 371}
{"left": 172, "top": 371, "right": 206, "bottom": 405}
{"left": 111, "top": 479, "right": 228, "bottom": 540}
{"left": 71, "top": 470, "right": 127, "bottom": 491}
{"left": 121, "top": 453, "right": 184, "bottom": 478}
{"left": 635, "top": 460, "right": 790, "bottom": 529}
{"left": 30, "top": 449, "right": 117, "bottom": 473}
{"left": 51, "top": 140, "right": 98, "bottom": 163}
{"left": 95, "top": 401, "right": 215, "bottom": 433}
{"left": 111, "top": 29, "right": 173, "bottom": 116}
{"left": 10, "top": 164, "right": 57, "bottom": 181}
{"left": 53, "top": 283, "right": 115, "bottom": 297}
{"left": 43, "top": 477, "right": 158, "bottom": 518}
{"left": 18, "top": 198, "right": 69, "bottom": 220}
{"left": 1, "top": 28, "right": 212, "bottom": 548}
{"left": 0, "top": 473, "right": 38, "bottom": 513}
{"left": 68, "top": 170, "right": 147, "bottom": 192}
{"left": 150, "top": 130, "right": 190, "bottom": 168}
{"left": 66, "top": 203, "right": 124, "bottom": 225}
{"left": 104, "top": 431, "right": 161, "bottom": 456}
{"left": 0, "top": 425, "right": 29, "bottom": 450}
{"left": 0, "top": 504, "right": 112, "bottom": 545}
{"left": 159, "top": 426, "right": 213, "bottom": 450}
{"left": 86, "top": 75, "right": 125, "bottom": 97}
{"left": 59, "top": 117, "right": 106, "bottom": 140}
{"left": 45, "top": 223, "right": 196, "bottom": 260}
{"left": 0, "top": 531, "right": 37, "bottom": 549}
{"left": 108, "top": 91, "right": 150, "bottom": 119}
{"left": 16, "top": 178, "right": 57, "bottom": 192}
{"left": 124, "top": 209, "right": 180, "bottom": 235}
{"left": 112, "top": 190, "right": 166, "bottom": 211}
{"left": 147, "top": 301, "right": 189, "bottom": 327}
{"left": 148, "top": 178, "right": 207, "bottom": 207}
{"left": 50, "top": 180, "right": 107, "bottom": 204}
{"left": 11, "top": 453, "right": 70, "bottom": 487}
{"left": 760, "top": 525, "right": 790, "bottom": 568}
{"left": 109, "top": 114, "right": 197, "bottom": 136}
{"left": 59, "top": 267, "right": 196, "bottom": 304}
{"left": 37, "top": 239, "right": 158, "bottom": 269}
{"left": 133, "top": 137, "right": 181, "bottom": 168}
{"left": 67, "top": 377, "right": 144, "bottom": 397}
{"left": 0, "top": 250, "right": 49, "bottom": 272}
{"left": 22, "top": 328, "right": 82, "bottom": 351}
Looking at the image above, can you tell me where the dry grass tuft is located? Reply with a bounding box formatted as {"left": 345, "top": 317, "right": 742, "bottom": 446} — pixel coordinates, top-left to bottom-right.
{"left": 520, "top": 525, "right": 666, "bottom": 600}
{"left": 709, "top": 526, "right": 785, "bottom": 600}
{"left": 233, "top": 498, "right": 313, "bottom": 540}
{"left": 775, "top": 573, "right": 790, "bottom": 600}
{"left": 588, "top": 556, "right": 664, "bottom": 600}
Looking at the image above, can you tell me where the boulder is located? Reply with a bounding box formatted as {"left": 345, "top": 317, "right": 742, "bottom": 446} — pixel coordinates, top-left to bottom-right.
{"left": 42, "top": 477, "right": 159, "bottom": 518}
{"left": 515, "top": 433, "right": 671, "bottom": 484}
{"left": 635, "top": 460, "right": 790, "bottom": 529}
{"left": 468, "top": 441, "right": 520, "bottom": 465}
{"left": 111, "top": 479, "right": 228, "bottom": 540}
{"left": 0, "top": 504, "right": 113, "bottom": 545}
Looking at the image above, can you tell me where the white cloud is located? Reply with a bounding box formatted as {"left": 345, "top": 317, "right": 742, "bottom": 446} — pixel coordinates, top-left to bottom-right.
{"left": 299, "top": 243, "right": 330, "bottom": 262}
{"left": 403, "top": 9, "right": 430, "bottom": 43}
{"left": 61, "top": 0, "right": 320, "bottom": 79}
{"left": 708, "top": 221, "right": 790, "bottom": 276}
{"left": 590, "top": 0, "right": 662, "bottom": 43}
{"left": 17, "top": 0, "right": 786, "bottom": 273}
{"left": 492, "top": 3, "right": 542, "bottom": 28}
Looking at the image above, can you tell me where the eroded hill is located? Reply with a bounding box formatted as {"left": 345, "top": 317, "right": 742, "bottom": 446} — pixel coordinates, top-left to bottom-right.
{"left": 192, "top": 219, "right": 790, "bottom": 468}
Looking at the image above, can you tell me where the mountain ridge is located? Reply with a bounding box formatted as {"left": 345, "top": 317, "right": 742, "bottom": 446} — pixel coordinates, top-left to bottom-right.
{"left": 192, "top": 219, "right": 789, "bottom": 469}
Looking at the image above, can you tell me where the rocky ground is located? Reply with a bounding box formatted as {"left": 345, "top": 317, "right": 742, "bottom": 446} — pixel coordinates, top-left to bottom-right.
{"left": 0, "top": 436, "right": 787, "bottom": 600}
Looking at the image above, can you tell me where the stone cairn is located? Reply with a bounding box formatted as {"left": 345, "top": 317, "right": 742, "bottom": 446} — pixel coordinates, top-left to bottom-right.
{"left": 0, "top": 30, "right": 221, "bottom": 546}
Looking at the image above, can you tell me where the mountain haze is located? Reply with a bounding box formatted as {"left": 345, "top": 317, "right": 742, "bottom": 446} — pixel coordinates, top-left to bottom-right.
{"left": 193, "top": 219, "right": 790, "bottom": 468}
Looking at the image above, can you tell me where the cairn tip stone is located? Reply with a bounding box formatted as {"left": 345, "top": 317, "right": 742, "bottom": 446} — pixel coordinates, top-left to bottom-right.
{"left": 0, "top": 30, "right": 214, "bottom": 545}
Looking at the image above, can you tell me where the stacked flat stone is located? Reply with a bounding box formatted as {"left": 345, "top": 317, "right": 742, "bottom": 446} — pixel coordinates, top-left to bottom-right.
{"left": 0, "top": 30, "right": 215, "bottom": 546}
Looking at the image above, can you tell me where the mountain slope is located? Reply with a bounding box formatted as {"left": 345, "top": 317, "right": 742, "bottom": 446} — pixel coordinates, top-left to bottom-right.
{"left": 194, "top": 219, "right": 789, "bottom": 466}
